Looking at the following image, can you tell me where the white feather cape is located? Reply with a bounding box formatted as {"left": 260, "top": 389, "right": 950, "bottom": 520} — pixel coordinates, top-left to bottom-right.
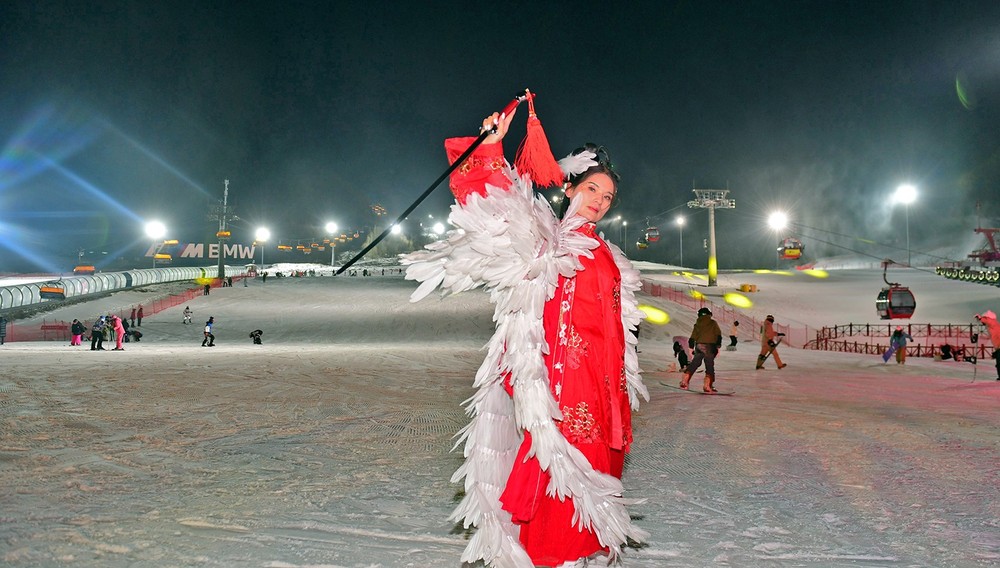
{"left": 401, "top": 165, "right": 649, "bottom": 567}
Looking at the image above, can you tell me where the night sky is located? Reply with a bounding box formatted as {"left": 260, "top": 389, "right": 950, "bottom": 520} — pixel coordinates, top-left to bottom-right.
{"left": 3, "top": 1, "right": 1000, "bottom": 273}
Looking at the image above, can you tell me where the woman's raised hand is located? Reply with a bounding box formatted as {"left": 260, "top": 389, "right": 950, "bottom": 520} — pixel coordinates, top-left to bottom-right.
{"left": 481, "top": 107, "right": 517, "bottom": 145}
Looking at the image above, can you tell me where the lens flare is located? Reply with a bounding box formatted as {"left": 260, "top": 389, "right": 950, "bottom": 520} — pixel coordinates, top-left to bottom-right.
{"left": 688, "top": 289, "right": 705, "bottom": 300}
{"left": 802, "top": 268, "right": 829, "bottom": 279}
{"left": 956, "top": 71, "right": 976, "bottom": 110}
{"left": 638, "top": 305, "right": 670, "bottom": 324}
{"left": 723, "top": 292, "right": 753, "bottom": 309}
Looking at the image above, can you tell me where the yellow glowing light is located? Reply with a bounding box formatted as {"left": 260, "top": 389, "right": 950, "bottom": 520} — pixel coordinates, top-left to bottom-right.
{"left": 802, "top": 268, "right": 829, "bottom": 279}
{"left": 688, "top": 289, "right": 705, "bottom": 300}
{"left": 638, "top": 305, "right": 670, "bottom": 324}
{"left": 723, "top": 292, "right": 753, "bottom": 309}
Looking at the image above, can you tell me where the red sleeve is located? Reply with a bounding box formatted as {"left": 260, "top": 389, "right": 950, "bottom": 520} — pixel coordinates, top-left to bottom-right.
{"left": 445, "top": 136, "right": 511, "bottom": 205}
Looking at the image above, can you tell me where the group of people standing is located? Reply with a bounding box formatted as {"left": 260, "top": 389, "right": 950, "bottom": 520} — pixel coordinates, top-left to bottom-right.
{"left": 68, "top": 305, "right": 145, "bottom": 351}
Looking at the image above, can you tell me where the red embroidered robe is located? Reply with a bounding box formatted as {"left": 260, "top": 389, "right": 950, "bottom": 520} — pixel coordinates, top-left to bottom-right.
{"left": 446, "top": 136, "right": 633, "bottom": 566}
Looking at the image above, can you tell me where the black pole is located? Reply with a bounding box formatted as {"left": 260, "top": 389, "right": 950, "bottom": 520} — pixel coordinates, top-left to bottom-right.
{"left": 335, "top": 91, "right": 529, "bottom": 276}
{"left": 334, "top": 89, "right": 535, "bottom": 276}
{"left": 335, "top": 130, "right": 491, "bottom": 275}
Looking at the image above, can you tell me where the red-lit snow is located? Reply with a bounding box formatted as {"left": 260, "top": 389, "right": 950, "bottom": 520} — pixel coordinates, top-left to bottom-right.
{"left": 1, "top": 262, "right": 996, "bottom": 567}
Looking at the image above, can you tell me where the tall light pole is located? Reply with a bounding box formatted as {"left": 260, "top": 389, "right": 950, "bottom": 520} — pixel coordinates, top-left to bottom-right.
{"left": 894, "top": 184, "right": 917, "bottom": 266}
{"left": 768, "top": 211, "right": 788, "bottom": 269}
{"left": 325, "top": 221, "right": 338, "bottom": 266}
{"left": 209, "top": 179, "right": 239, "bottom": 280}
{"left": 255, "top": 227, "right": 270, "bottom": 269}
{"left": 145, "top": 220, "right": 166, "bottom": 269}
{"left": 622, "top": 220, "right": 628, "bottom": 251}
{"left": 687, "top": 189, "right": 736, "bottom": 286}
{"left": 675, "top": 215, "right": 685, "bottom": 267}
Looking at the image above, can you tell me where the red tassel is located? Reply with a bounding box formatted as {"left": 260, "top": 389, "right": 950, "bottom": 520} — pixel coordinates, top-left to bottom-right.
{"left": 514, "top": 91, "right": 565, "bottom": 188}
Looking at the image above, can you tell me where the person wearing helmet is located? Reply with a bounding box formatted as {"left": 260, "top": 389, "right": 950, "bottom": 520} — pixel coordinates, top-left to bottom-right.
{"left": 757, "top": 315, "right": 787, "bottom": 370}
{"left": 681, "top": 306, "right": 723, "bottom": 392}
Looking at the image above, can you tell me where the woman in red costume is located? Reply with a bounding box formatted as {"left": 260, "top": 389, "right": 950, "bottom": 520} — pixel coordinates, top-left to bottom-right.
{"left": 404, "top": 108, "right": 648, "bottom": 567}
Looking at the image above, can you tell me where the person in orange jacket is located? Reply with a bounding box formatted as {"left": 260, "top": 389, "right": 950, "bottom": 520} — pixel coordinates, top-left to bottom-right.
{"left": 757, "top": 314, "right": 787, "bottom": 370}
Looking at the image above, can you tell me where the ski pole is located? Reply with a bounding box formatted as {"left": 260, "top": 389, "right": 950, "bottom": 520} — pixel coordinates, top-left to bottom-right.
{"left": 335, "top": 91, "right": 533, "bottom": 276}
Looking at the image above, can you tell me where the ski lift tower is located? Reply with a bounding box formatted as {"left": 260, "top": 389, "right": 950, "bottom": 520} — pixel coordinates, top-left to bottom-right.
{"left": 687, "top": 188, "right": 735, "bottom": 287}
{"left": 208, "top": 179, "right": 239, "bottom": 280}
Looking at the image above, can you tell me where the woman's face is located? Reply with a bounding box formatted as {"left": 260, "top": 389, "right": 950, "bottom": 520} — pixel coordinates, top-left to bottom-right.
{"left": 564, "top": 172, "right": 616, "bottom": 223}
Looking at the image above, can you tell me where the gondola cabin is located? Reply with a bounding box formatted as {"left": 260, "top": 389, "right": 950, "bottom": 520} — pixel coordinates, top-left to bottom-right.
{"left": 876, "top": 286, "right": 916, "bottom": 319}
{"left": 40, "top": 282, "right": 66, "bottom": 300}
{"left": 636, "top": 240, "right": 649, "bottom": 250}
{"left": 778, "top": 238, "right": 804, "bottom": 260}
{"left": 645, "top": 227, "right": 660, "bottom": 243}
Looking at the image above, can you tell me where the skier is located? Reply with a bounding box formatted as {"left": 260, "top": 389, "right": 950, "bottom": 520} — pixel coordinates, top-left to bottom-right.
{"left": 249, "top": 329, "right": 263, "bottom": 345}
{"left": 757, "top": 315, "right": 787, "bottom": 370}
{"left": 183, "top": 306, "right": 193, "bottom": 324}
{"left": 680, "top": 307, "right": 723, "bottom": 392}
{"left": 202, "top": 317, "right": 215, "bottom": 347}
{"left": 974, "top": 310, "right": 1000, "bottom": 380}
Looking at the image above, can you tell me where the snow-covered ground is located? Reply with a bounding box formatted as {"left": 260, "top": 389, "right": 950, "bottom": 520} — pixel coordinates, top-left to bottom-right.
{"left": 1, "top": 261, "right": 997, "bottom": 567}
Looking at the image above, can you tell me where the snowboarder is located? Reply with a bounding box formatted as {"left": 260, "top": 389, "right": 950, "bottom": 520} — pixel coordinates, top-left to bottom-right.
{"left": 183, "top": 306, "right": 192, "bottom": 324}
{"left": 249, "top": 329, "right": 263, "bottom": 345}
{"left": 884, "top": 326, "right": 913, "bottom": 364}
{"left": 757, "top": 315, "right": 787, "bottom": 370}
{"left": 974, "top": 310, "right": 1000, "bottom": 380}
{"left": 681, "top": 307, "right": 723, "bottom": 392}
{"left": 202, "top": 317, "right": 215, "bottom": 347}
{"left": 939, "top": 343, "right": 954, "bottom": 360}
